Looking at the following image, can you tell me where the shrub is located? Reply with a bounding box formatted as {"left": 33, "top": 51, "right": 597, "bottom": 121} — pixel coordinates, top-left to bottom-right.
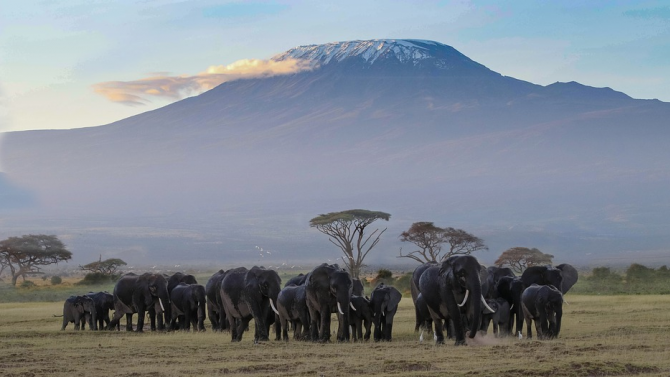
{"left": 77, "top": 272, "right": 112, "bottom": 285}
{"left": 19, "top": 281, "right": 36, "bottom": 288}
{"left": 50, "top": 276, "right": 62, "bottom": 285}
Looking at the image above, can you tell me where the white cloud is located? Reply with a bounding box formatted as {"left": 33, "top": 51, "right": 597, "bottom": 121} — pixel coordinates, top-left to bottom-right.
{"left": 92, "top": 58, "right": 313, "bottom": 106}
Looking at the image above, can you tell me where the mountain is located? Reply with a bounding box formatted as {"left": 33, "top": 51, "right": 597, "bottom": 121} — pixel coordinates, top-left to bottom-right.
{"left": 2, "top": 39, "right": 669, "bottom": 267}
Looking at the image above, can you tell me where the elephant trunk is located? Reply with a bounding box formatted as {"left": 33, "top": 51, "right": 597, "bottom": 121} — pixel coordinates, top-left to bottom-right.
{"left": 554, "top": 305, "right": 562, "bottom": 338}
{"left": 337, "top": 291, "right": 351, "bottom": 341}
{"left": 467, "top": 274, "right": 482, "bottom": 339}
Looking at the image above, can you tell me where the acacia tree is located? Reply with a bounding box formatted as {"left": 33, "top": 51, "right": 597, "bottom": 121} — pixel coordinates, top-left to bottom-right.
{"left": 398, "top": 222, "right": 487, "bottom": 263}
{"left": 494, "top": 247, "right": 554, "bottom": 274}
{"left": 309, "top": 209, "right": 391, "bottom": 279}
{"left": 80, "top": 256, "right": 127, "bottom": 277}
{"left": 0, "top": 235, "right": 72, "bottom": 286}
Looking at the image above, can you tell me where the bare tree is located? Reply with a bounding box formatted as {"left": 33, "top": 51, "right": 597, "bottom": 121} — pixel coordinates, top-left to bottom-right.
{"left": 0, "top": 235, "right": 72, "bottom": 285}
{"left": 494, "top": 247, "right": 554, "bottom": 274}
{"left": 309, "top": 209, "right": 391, "bottom": 279}
{"left": 398, "top": 223, "right": 487, "bottom": 263}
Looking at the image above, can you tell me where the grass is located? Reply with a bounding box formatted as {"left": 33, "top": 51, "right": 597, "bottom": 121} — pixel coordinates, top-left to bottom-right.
{"left": 1, "top": 295, "right": 669, "bottom": 376}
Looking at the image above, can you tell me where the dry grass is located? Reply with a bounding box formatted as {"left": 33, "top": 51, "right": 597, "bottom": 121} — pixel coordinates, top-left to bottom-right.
{"left": 1, "top": 295, "right": 669, "bottom": 376}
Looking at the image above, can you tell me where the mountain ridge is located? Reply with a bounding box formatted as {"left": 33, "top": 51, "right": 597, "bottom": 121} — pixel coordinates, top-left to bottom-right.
{"left": 1, "top": 39, "right": 669, "bottom": 266}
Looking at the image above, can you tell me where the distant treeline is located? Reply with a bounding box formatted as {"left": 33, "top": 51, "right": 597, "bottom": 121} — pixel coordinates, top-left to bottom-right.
{"left": 570, "top": 264, "right": 670, "bottom": 295}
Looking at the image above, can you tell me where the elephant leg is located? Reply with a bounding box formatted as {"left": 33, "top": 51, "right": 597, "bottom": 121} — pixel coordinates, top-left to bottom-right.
{"left": 526, "top": 318, "right": 534, "bottom": 340}
{"left": 363, "top": 319, "right": 371, "bottom": 341}
{"left": 385, "top": 315, "right": 394, "bottom": 341}
{"left": 61, "top": 317, "right": 68, "bottom": 330}
{"left": 125, "top": 313, "right": 133, "bottom": 331}
{"left": 208, "top": 306, "right": 218, "bottom": 331}
{"left": 237, "top": 318, "right": 249, "bottom": 342}
{"left": 136, "top": 309, "right": 145, "bottom": 332}
{"left": 318, "top": 309, "right": 330, "bottom": 343}
{"left": 282, "top": 318, "right": 290, "bottom": 341}
{"left": 74, "top": 315, "right": 81, "bottom": 331}
{"left": 493, "top": 320, "right": 499, "bottom": 337}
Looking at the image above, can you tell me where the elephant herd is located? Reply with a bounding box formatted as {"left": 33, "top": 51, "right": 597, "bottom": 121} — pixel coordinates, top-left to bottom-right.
{"left": 60, "top": 257, "right": 576, "bottom": 347}
{"left": 60, "top": 264, "right": 403, "bottom": 344}
{"left": 412, "top": 255, "right": 578, "bottom": 345}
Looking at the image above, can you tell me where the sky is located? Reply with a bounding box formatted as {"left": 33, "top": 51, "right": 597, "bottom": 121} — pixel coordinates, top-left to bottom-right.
{"left": 0, "top": 0, "right": 669, "bottom": 133}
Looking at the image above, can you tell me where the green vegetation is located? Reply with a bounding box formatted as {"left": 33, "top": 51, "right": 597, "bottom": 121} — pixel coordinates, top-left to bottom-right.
{"left": 571, "top": 264, "right": 670, "bottom": 295}
{"left": 50, "top": 276, "right": 62, "bottom": 285}
{"left": 399, "top": 222, "right": 487, "bottom": 263}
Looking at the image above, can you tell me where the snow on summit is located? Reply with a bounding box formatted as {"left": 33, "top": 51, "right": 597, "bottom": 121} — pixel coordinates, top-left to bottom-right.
{"left": 273, "top": 39, "right": 452, "bottom": 67}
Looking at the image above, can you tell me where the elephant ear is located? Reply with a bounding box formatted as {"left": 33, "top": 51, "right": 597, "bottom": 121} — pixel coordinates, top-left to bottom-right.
{"left": 386, "top": 288, "right": 402, "bottom": 314}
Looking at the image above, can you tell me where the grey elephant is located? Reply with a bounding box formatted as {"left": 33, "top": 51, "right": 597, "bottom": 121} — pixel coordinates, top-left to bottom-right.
{"left": 418, "top": 256, "right": 495, "bottom": 345}
{"left": 521, "top": 284, "right": 563, "bottom": 339}
{"left": 369, "top": 283, "right": 402, "bottom": 342}
{"left": 411, "top": 262, "right": 438, "bottom": 332}
{"left": 107, "top": 272, "right": 171, "bottom": 332}
{"left": 61, "top": 295, "right": 97, "bottom": 330}
{"left": 521, "top": 266, "right": 564, "bottom": 293}
{"left": 486, "top": 266, "right": 515, "bottom": 298}
{"left": 170, "top": 283, "right": 207, "bottom": 331}
{"left": 205, "top": 269, "right": 229, "bottom": 331}
{"left": 85, "top": 291, "right": 114, "bottom": 330}
{"left": 480, "top": 297, "right": 510, "bottom": 337}
{"left": 305, "top": 263, "right": 353, "bottom": 342}
{"left": 349, "top": 295, "right": 372, "bottom": 341}
{"left": 277, "top": 283, "right": 311, "bottom": 341}
{"left": 284, "top": 273, "right": 307, "bottom": 287}
{"left": 221, "top": 266, "right": 281, "bottom": 342}
{"left": 352, "top": 278, "right": 364, "bottom": 296}
{"left": 496, "top": 275, "right": 526, "bottom": 338}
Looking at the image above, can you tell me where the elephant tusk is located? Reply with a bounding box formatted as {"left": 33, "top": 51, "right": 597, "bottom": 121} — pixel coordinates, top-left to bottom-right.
{"left": 337, "top": 302, "right": 345, "bottom": 315}
{"left": 563, "top": 298, "right": 570, "bottom": 305}
{"left": 458, "top": 290, "right": 469, "bottom": 307}
{"left": 350, "top": 302, "right": 356, "bottom": 311}
{"left": 482, "top": 295, "right": 496, "bottom": 313}
{"left": 518, "top": 331, "right": 522, "bottom": 340}
{"left": 159, "top": 298, "right": 165, "bottom": 312}
{"left": 510, "top": 304, "right": 514, "bottom": 311}
{"left": 433, "top": 331, "right": 437, "bottom": 341}
{"left": 269, "top": 299, "right": 280, "bottom": 316}
{"left": 419, "top": 330, "right": 424, "bottom": 343}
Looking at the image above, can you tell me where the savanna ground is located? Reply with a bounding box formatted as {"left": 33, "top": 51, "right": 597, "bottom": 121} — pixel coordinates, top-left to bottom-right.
{"left": 1, "top": 283, "right": 669, "bottom": 377}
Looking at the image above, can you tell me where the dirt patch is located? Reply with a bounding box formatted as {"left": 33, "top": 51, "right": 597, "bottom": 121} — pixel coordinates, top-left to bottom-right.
{"left": 496, "top": 361, "right": 659, "bottom": 377}
{"left": 382, "top": 360, "right": 432, "bottom": 372}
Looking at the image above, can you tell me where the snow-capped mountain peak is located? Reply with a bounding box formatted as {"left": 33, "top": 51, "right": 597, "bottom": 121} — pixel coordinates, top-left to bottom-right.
{"left": 272, "top": 39, "right": 470, "bottom": 68}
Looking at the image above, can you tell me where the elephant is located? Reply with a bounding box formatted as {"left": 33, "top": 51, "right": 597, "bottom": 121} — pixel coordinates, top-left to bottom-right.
{"left": 277, "top": 284, "right": 311, "bottom": 341}
{"left": 411, "top": 262, "right": 438, "bottom": 332}
{"left": 205, "top": 269, "right": 228, "bottom": 331}
{"left": 556, "top": 263, "right": 579, "bottom": 294}
{"left": 480, "top": 297, "right": 510, "bottom": 337}
{"left": 369, "top": 283, "right": 402, "bottom": 342}
{"left": 414, "top": 293, "right": 434, "bottom": 338}
{"left": 418, "top": 255, "right": 495, "bottom": 345}
{"left": 284, "top": 273, "right": 307, "bottom": 287}
{"left": 220, "top": 266, "right": 281, "bottom": 342}
{"left": 107, "top": 272, "right": 171, "bottom": 332}
{"left": 352, "top": 278, "right": 364, "bottom": 296}
{"left": 86, "top": 291, "right": 114, "bottom": 330}
{"left": 521, "top": 284, "right": 563, "bottom": 339}
{"left": 349, "top": 295, "right": 372, "bottom": 341}
{"left": 486, "top": 266, "right": 515, "bottom": 298}
{"left": 61, "top": 295, "right": 97, "bottom": 330}
{"left": 170, "top": 283, "right": 206, "bottom": 331}
{"left": 521, "top": 266, "right": 564, "bottom": 293}
{"left": 167, "top": 272, "right": 198, "bottom": 293}
{"left": 305, "top": 263, "right": 353, "bottom": 342}
{"left": 496, "top": 275, "right": 525, "bottom": 338}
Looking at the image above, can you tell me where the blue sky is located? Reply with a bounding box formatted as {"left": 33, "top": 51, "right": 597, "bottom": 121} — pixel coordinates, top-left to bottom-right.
{"left": 0, "top": 0, "right": 668, "bottom": 132}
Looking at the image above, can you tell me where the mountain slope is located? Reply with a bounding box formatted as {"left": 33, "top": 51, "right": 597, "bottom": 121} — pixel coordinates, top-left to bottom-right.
{"left": 1, "top": 39, "right": 669, "bottom": 266}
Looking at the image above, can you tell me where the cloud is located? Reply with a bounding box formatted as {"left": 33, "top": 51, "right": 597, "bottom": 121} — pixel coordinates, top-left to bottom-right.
{"left": 93, "top": 58, "right": 312, "bottom": 106}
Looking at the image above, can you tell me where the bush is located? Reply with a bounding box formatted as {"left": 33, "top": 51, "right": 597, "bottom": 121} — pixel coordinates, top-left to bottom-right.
{"left": 50, "top": 276, "right": 62, "bottom": 285}
{"left": 77, "top": 272, "right": 112, "bottom": 285}
{"left": 19, "top": 281, "right": 36, "bottom": 288}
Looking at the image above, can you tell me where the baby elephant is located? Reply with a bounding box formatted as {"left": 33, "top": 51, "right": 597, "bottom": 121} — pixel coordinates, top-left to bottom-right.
{"left": 61, "top": 295, "right": 97, "bottom": 330}
{"left": 370, "top": 283, "right": 402, "bottom": 341}
{"left": 170, "top": 283, "right": 207, "bottom": 331}
{"left": 480, "top": 297, "right": 510, "bottom": 337}
{"left": 521, "top": 284, "right": 563, "bottom": 339}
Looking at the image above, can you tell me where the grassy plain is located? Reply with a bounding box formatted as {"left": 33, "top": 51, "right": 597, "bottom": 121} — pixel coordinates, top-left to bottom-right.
{"left": 1, "top": 295, "right": 669, "bottom": 376}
